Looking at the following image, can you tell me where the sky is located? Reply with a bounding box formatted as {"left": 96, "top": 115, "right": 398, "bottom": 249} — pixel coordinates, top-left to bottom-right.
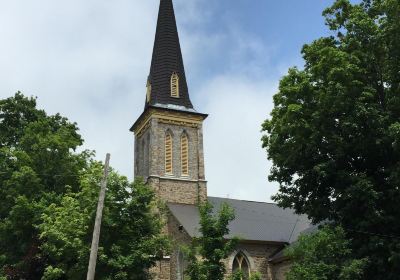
{"left": 0, "top": 0, "right": 339, "bottom": 202}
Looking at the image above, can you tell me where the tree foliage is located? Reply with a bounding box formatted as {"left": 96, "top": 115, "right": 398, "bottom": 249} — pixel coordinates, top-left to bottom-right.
{"left": 0, "top": 93, "right": 87, "bottom": 278}
{"left": 0, "top": 93, "right": 169, "bottom": 279}
{"left": 39, "top": 173, "right": 169, "bottom": 280}
{"left": 185, "top": 202, "right": 238, "bottom": 280}
{"left": 229, "top": 271, "right": 261, "bottom": 280}
{"left": 285, "top": 226, "right": 367, "bottom": 280}
{"left": 262, "top": 0, "right": 400, "bottom": 278}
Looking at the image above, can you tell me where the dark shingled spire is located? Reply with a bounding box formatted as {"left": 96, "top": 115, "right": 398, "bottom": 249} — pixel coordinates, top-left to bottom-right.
{"left": 146, "top": 0, "right": 193, "bottom": 109}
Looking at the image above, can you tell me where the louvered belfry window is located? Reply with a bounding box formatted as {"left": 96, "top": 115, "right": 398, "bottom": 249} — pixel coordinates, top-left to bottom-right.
{"left": 181, "top": 133, "right": 189, "bottom": 176}
{"left": 171, "top": 72, "right": 180, "bottom": 98}
{"left": 165, "top": 132, "right": 173, "bottom": 175}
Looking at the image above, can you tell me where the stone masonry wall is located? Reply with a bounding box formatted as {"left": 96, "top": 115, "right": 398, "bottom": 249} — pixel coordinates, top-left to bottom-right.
{"left": 148, "top": 177, "right": 207, "bottom": 205}
{"left": 150, "top": 259, "right": 171, "bottom": 280}
{"left": 168, "top": 213, "right": 193, "bottom": 280}
{"left": 134, "top": 112, "right": 207, "bottom": 205}
{"left": 223, "top": 242, "right": 285, "bottom": 280}
{"left": 154, "top": 121, "right": 204, "bottom": 181}
{"left": 151, "top": 209, "right": 290, "bottom": 280}
{"left": 271, "top": 260, "right": 291, "bottom": 280}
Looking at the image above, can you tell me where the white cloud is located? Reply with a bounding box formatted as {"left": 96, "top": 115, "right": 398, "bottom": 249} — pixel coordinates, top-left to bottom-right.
{"left": 179, "top": 9, "right": 282, "bottom": 202}
{"left": 0, "top": 0, "right": 282, "bottom": 202}
{"left": 198, "top": 75, "right": 278, "bottom": 202}
{"left": 0, "top": 0, "right": 159, "bottom": 181}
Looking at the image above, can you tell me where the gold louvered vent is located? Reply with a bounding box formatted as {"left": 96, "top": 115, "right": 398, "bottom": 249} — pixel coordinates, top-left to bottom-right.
{"left": 171, "top": 72, "right": 180, "bottom": 98}
{"left": 165, "top": 132, "right": 173, "bottom": 175}
{"left": 181, "top": 133, "right": 189, "bottom": 176}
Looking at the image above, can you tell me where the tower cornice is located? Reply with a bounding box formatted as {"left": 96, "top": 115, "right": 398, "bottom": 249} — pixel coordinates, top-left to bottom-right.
{"left": 130, "top": 106, "right": 208, "bottom": 136}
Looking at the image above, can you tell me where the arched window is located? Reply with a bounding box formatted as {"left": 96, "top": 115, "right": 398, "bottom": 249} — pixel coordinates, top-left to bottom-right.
{"left": 171, "top": 72, "right": 180, "bottom": 98}
{"left": 165, "top": 131, "right": 173, "bottom": 175}
{"left": 232, "top": 252, "right": 250, "bottom": 279}
{"left": 181, "top": 133, "right": 189, "bottom": 176}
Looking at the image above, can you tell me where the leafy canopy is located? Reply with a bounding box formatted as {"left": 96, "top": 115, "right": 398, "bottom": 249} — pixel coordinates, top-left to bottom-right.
{"left": 229, "top": 271, "right": 261, "bottom": 280}
{"left": 285, "top": 226, "right": 367, "bottom": 280}
{"left": 262, "top": 0, "right": 400, "bottom": 278}
{"left": 39, "top": 173, "right": 169, "bottom": 280}
{"left": 185, "top": 202, "right": 238, "bottom": 280}
{"left": 0, "top": 93, "right": 169, "bottom": 279}
{"left": 0, "top": 92, "right": 87, "bottom": 278}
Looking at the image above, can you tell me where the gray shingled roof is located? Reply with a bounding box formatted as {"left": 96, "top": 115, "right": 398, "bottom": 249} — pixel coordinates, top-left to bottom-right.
{"left": 168, "top": 197, "right": 312, "bottom": 243}
{"left": 269, "top": 224, "right": 320, "bottom": 263}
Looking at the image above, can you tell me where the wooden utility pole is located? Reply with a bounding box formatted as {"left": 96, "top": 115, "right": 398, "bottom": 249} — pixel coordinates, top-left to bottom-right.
{"left": 87, "top": 153, "right": 110, "bottom": 280}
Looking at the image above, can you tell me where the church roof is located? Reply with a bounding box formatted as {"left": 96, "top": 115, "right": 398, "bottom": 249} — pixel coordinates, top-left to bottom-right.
{"left": 168, "top": 197, "right": 312, "bottom": 243}
{"left": 146, "top": 0, "right": 193, "bottom": 110}
{"left": 269, "top": 224, "right": 320, "bottom": 263}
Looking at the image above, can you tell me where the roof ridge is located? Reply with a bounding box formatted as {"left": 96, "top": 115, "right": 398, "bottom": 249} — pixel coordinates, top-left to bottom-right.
{"left": 207, "top": 196, "right": 278, "bottom": 205}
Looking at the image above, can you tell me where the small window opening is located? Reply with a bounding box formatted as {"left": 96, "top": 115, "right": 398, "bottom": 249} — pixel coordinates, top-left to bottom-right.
{"left": 171, "top": 72, "right": 180, "bottom": 98}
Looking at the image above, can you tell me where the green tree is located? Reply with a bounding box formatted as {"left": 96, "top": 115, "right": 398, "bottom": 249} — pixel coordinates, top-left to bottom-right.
{"left": 285, "top": 226, "right": 367, "bottom": 280}
{"left": 39, "top": 171, "right": 169, "bottom": 280}
{"left": 262, "top": 0, "right": 400, "bottom": 278}
{"left": 229, "top": 271, "right": 261, "bottom": 280}
{"left": 185, "top": 202, "right": 238, "bottom": 280}
{"left": 0, "top": 93, "right": 169, "bottom": 279}
{"left": 0, "top": 93, "right": 87, "bottom": 278}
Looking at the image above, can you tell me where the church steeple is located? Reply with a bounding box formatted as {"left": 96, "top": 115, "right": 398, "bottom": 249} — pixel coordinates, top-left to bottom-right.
{"left": 146, "top": 0, "right": 193, "bottom": 109}
{"left": 131, "top": 0, "right": 207, "bottom": 207}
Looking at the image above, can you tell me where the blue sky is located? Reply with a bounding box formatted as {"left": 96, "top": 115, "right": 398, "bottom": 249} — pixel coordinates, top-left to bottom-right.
{"left": 0, "top": 0, "right": 344, "bottom": 202}
{"left": 178, "top": 0, "right": 336, "bottom": 84}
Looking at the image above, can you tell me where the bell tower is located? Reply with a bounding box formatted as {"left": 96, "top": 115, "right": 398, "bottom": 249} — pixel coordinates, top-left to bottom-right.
{"left": 130, "top": 0, "right": 207, "bottom": 205}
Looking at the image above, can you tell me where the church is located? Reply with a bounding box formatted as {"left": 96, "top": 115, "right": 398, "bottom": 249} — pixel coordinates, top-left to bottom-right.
{"left": 130, "top": 0, "right": 312, "bottom": 279}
